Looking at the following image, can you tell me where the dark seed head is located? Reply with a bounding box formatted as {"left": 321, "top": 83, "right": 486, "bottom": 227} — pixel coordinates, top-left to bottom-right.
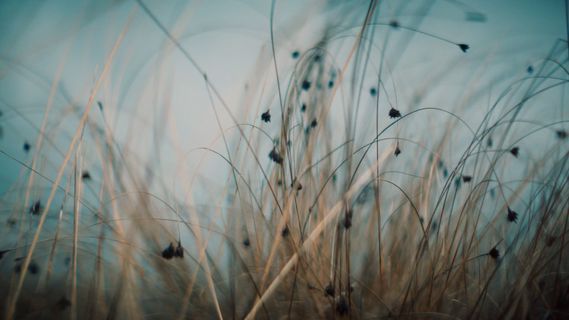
{"left": 325, "top": 283, "right": 335, "bottom": 297}
{"left": 162, "top": 242, "right": 175, "bottom": 259}
{"left": 356, "top": 185, "right": 371, "bottom": 204}
{"left": 489, "top": 247, "right": 500, "bottom": 259}
{"left": 30, "top": 200, "right": 41, "bottom": 215}
{"left": 6, "top": 218, "right": 17, "bottom": 228}
{"left": 28, "top": 261, "right": 39, "bottom": 274}
{"left": 388, "top": 108, "right": 401, "bottom": 119}
{"left": 510, "top": 147, "right": 519, "bottom": 157}
{"left": 487, "top": 136, "right": 493, "bottom": 147}
{"left": 291, "top": 50, "right": 300, "bottom": 59}
{"left": 343, "top": 209, "right": 353, "bottom": 229}
{"left": 301, "top": 80, "right": 311, "bottom": 91}
{"left": 261, "top": 110, "right": 271, "bottom": 123}
{"left": 556, "top": 130, "right": 567, "bottom": 140}
{"left": 507, "top": 207, "right": 518, "bottom": 223}
{"left": 81, "top": 170, "right": 91, "bottom": 180}
{"left": 343, "top": 216, "right": 352, "bottom": 229}
{"left": 336, "top": 295, "right": 349, "bottom": 315}
{"left": 462, "top": 175, "right": 472, "bottom": 183}
{"left": 291, "top": 180, "right": 303, "bottom": 191}
{"left": 394, "top": 146, "right": 401, "bottom": 157}
{"left": 389, "top": 20, "right": 400, "bottom": 29}
{"left": 458, "top": 43, "right": 470, "bottom": 53}
{"left": 243, "top": 238, "right": 250, "bottom": 247}
{"left": 281, "top": 226, "right": 289, "bottom": 237}
{"left": 23, "top": 141, "right": 31, "bottom": 152}
{"left": 328, "top": 80, "right": 334, "bottom": 88}
{"left": 370, "top": 87, "right": 377, "bottom": 96}
{"left": 310, "top": 118, "right": 318, "bottom": 128}
{"left": 56, "top": 297, "right": 71, "bottom": 310}
{"left": 269, "top": 148, "right": 283, "bottom": 164}
{"left": 174, "top": 241, "right": 184, "bottom": 258}
{"left": 527, "top": 65, "right": 534, "bottom": 74}
{"left": 300, "top": 103, "right": 306, "bottom": 112}
{"left": 431, "top": 220, "right": 438, "bottom": 232}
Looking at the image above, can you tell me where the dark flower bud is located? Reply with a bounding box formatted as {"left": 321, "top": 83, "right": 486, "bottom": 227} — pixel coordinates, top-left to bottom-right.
{"left": 174, "top": 241, "right": 184, "bottom": 258}
{"left": 56, "top": 297, "right": 71, "bottom": 310}
{"left": 162, "top": 242, "right": 175, "bottom": 259}
{"left": 507, "top": 207, "right": 518, "bottom": 223}
{"left": 28, "top": 261, "right": 39, "bottom": 274}
{"left": 261, "top": 110, "right": 271, "bottom": 123}
{"left": 394, "top": 146, "right": 401, "bottom": 157}
{"left": 269, "top": 148, "right": 284, "bottom": 164}
{"left": 325, "top": 283, "right": 335, "bottom": 297}
{"left": 489, "top": 247, "right": 500, "bottom": 259}
{"left": 81, "top": 170, "right": 91, "bottom": 180}
{"left": 388, "top": 108, "right": 401, "bottom": 119}
{"left": 30, "top": 200, "right": 41, "bottom": 215}
{"left": 336, "top": 295, "right": 349, "bottom": 315}
{"left": 389, "top": 20, "right": 400, "bottom": 29}
{"left": 458, "top": 43, "right": 470, "bottom": 53}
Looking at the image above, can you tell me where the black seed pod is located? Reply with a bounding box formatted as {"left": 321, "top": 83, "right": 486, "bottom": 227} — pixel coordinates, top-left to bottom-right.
{"left": 507, "top": 207, "right": 518, "bottom": 223}
{"left": 489, "top": 247, "right": 500, "bottom": 260}
{"left": 269, "top": 148, "right": 283, "bottom": 164}
{"left": 261, "top": 110, "right": 271, "bottom": 123}
{"left": 388, "top": 108, "right": 401, "bottom": 118}
{"left": 162, "top": 243, "right": 175, "bottom": 259}
{"left": 458, "top": 43, "right": 470, "bottom": 52}
{"left": 336, "top": 295, "right": 349, "bottom": 315}
{"left": 325, "top": 283, "right": 335, "bottom": 297}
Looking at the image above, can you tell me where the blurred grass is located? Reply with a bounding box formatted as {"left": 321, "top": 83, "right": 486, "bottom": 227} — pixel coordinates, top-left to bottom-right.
{"left": 0, "top": 1, "right": 568, "bottom": 319}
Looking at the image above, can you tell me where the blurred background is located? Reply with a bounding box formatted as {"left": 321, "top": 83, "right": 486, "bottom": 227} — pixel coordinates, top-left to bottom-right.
{"left": 0, "top": 0, "right": 565, "bottom": 206}
{"left": 0, "top": 2, "right": 568, "bottom": 318}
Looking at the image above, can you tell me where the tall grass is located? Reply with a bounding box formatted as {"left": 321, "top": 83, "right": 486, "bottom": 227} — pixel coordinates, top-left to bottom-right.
{"left": 1, "top": 1, "right": 568, "bottom": 319}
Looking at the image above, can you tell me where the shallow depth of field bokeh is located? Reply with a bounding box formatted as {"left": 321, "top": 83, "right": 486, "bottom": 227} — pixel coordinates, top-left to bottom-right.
{"left": 0, "top": 1, "right": 568, "bottom": 319}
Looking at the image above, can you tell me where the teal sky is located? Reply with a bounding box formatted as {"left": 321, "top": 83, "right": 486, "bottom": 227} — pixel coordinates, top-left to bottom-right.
{"left": 0, "top": 0, "right": 566, "bottom": 203}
